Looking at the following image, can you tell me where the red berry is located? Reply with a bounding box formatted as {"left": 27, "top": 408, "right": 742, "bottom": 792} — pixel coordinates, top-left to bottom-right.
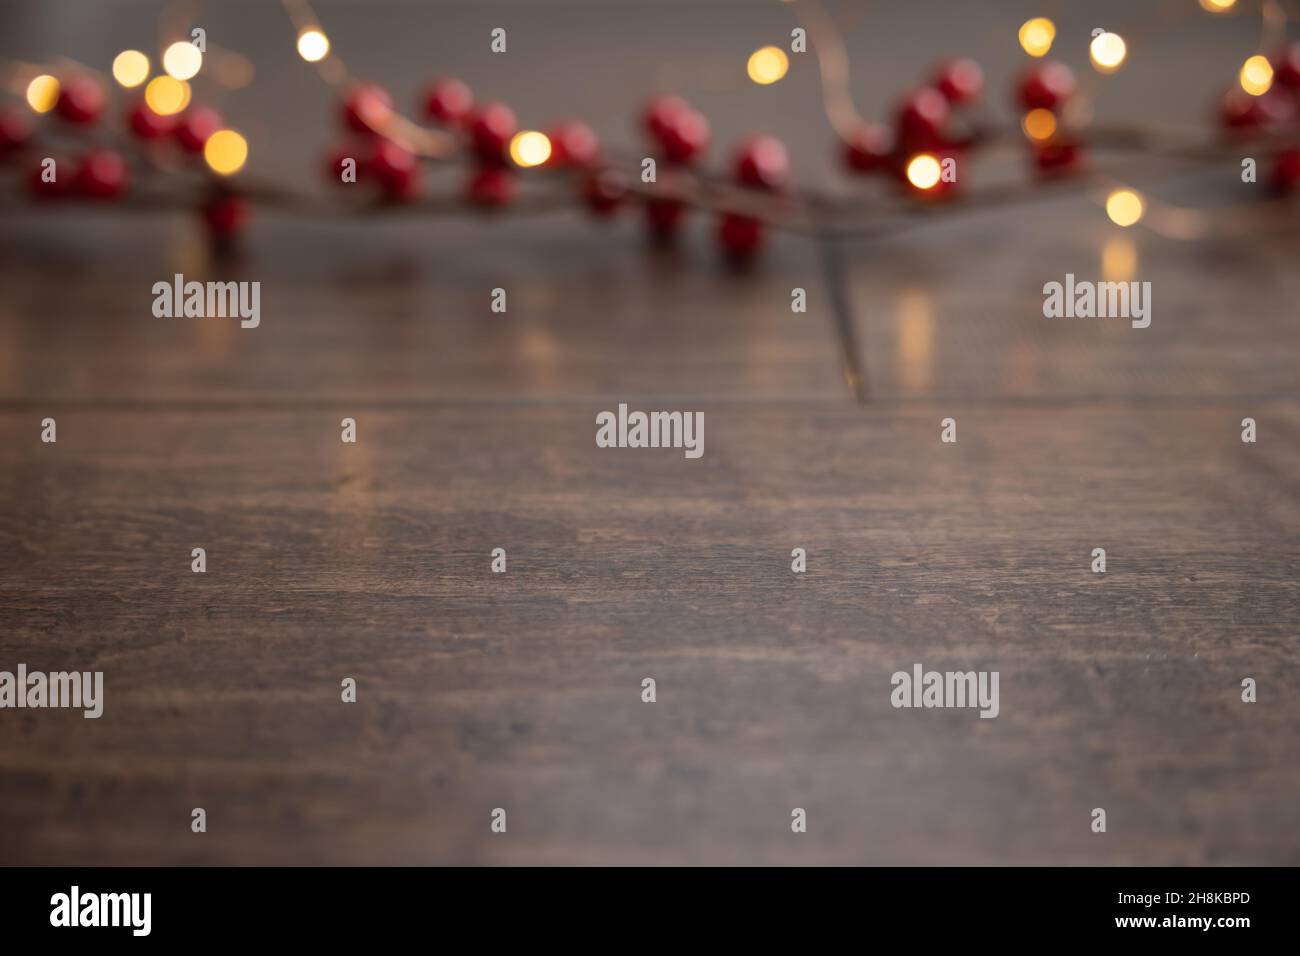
{"left": 581, "top": 167, "right": 627, "bottom": 216}
{"left": 175, "top": 107, "right": 222, "bottom": 153}
{"left": 842, "top": 123, "right": 893, "bottom": 173}
{"left": 661, "top": 108, "right": 710, "bottom": 164}
{"left": 643, "top": 94, "right": 690, "bottom": 143}
{"left": 30, "top": 157, "right": 72, "bottom": 199}
{"left": 466, "top": 101, "right": 517, "bottom": 165}
{"left": 0, "top": 107, "right": 33, "bottom": 156}
{"left": 895, "top": 87, "right": 951, "bottom": 151}
{"left": 342, "top": 83, "right": 394, "bottom": 135}
{"left": 1017, "top": 62, "right": 1076, "bottom": 111}
{"left": 423, "top": 77, "right": 473, "bottom": 125}
{"left": 733, "top": 134, "right": 789, "bottom": 190}
{"left": 1256, "top": 87, "right": 1297, "bottom": 125}
{"left": 1033, "top": 140, "right": 1082, "bottom": 176}
{"left": 546, "top": 120, "right": 600, "bottom": 167}
{"left": 203, "top": 193, "right": 249, "bottom": 236}
{"left": 645, "top": 197, "right": 685, "bottom": 239}
{"left": 934, "top": 58, "right": 984, "bottom": 104}
{"left": 370, "top": 139, "right": 419, "bottom": 197}
{"left": 467, "top": 167, "right": 517, "bottom": 207}
{"left": 718, "top": 213, "right": 763, "bottom": 262}
{"left": 1274, "top": 43, "right": 1300, "bottom": 89}
{"left": 1272, "top": 148, "right": 1300, "bottom": 192}
{"left": 75, "top": 149, "right": 128, "bottom": 198}
{"left": 55, "top": 75, "right": 105, "bottom": 124}
{"left": 128, "top": 101, "right": 175, "bottom": 139}
{"left": 1220, "top": 88, "right": 1262, "bottom": 130}
{"left": 1221, "top": 86, "right": 1296, "bottom": 132}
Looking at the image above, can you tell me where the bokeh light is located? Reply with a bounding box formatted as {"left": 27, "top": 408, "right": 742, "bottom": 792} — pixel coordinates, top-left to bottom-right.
{"left": 297, "top": 29, "right": 330, "bottom": 62}
{"left": 1199, "top": 0, "right": 1236, "bottom": 11}
{"left": 162, "top": 40, "right": 203, "bottom": 81}
{"left": 111, "top": 50, "right": 150, "bottom": 88}
{"left": 144, "top": 75, "right": 191, "bottom": 115}
{"left": 906, "top": 154, "right": 942, "bottom": 190}
{"left": 1239, "top": 55, "right": 1273, "bottom": 96}
{"left": 509, "top": 130, "right": 552, "bottom": 168}
{"left": 25, "top": 74, "right": 60, "bottom": 113}
{"left": 204, "top": 129, "right": 248, "bottom": 175}
{"left": 747, "top": 46, "right": 789, "bottom": 85}
{"left": 1105, "top": 188, "right": 1145, "bottom": 227}
{"left": 1021, "top": 108, "right": 1057, "bottom": 141}
{"left": 1018, "top": 18, "right": 1055, "bottom": 58}
{"left": 1089, "top": 32, "right": 1127, "bottom": 74}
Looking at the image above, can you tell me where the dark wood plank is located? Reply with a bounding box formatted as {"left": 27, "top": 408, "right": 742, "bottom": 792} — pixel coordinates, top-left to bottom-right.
{"left": 846, "top": 192, "right": 1300, "bottom": 400}
{"left": 0, "top": 219, "right": 841, "bottom": 403}
{"left": 1, "top": 0, "right": 1297, "bottom": 870}
{"left": 1, "top": 403, "right": 1296, "bottom": 864}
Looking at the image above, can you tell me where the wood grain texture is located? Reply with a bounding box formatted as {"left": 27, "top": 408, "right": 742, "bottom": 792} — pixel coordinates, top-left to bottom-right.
{"left": 0, "top": 220, "right": 840, "bottom": 404}
{"left": 1, "top": 403, "right": 1296, "bottom": 865}
{"left": 0, "top": 0, "right": 1297, "bottom": 867}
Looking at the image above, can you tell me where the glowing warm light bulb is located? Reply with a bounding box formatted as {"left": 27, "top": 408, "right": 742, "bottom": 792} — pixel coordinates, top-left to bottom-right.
{"left": 204, "top": 129, "right": 248, "bottom": 175}
{"left": 112, "top": 50, "right": 150, "bottom": 88}
{"left": 144, "top": 75, "right": 191, "bottom": 115}
{"left": 1105, "top": 188, "right": 1144, "bottom": 227}
{"left": 162, "top": 40, "right": 203, "bottom": 80}
{"left": 1018, "top": 18, "right": 1055, "bottom": 58}
{"left": 297, "top": 29, "right": 330, "bottom": 62}
{"left": 747, "top": 46, "right": 789, "bottom": 85}
{"left": 1199, "top": 0, "right": 1236, "bottom": 12}
{"left": 1021, "top": 108, "right": 1057, "bottom": 141}
{"left": 25, "top": 74, "right": 60, "bottom": 113}
{"left": 1239, "top": 54, "right": 1274, "bottom": 96}
{"left": 1089, "top": 32, "right": 1127, "bottom": 74}
{"left": 509, "top": 130, "right": 552, "bottom": 168}
{"left": 906, "top": 154, "right": 942, "bottom": 190}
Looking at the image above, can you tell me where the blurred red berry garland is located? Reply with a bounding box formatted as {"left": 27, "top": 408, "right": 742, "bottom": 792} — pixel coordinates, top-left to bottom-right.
{"left": 2, "top": 0, "right": 1299, "bottom": 263}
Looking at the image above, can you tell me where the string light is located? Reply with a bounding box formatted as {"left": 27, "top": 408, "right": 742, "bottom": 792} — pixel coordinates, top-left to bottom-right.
{"left": 1105, "top": 188, "right": 1144, "bottom": 227}
{"left": 297, "top": 29, "right": 330, "bottom": 62}
{"left": 1021, "top": 108, "right": 1057, "bottom": 142}
{"left": 905, "top": 154, "right": 942, "bottom": 190}
{"left": 1089, "top": 32, "right": 1127, "bottom": 74}
{"left": 509, "top": 130, "right": 552, "bottom": 168}
{"left": 747, "top": 46, "right": 789, "bottom": 85}
{"left": 1018, "top": 18, "right": 1055, "bottom": 58}
{"left": 144, "top": 75, "right": 191, "bottom": 115}
{"left": 25, "top": 74, "right": 60, "bottom": 113}
{"left": 1199, "top": 0, "right": 1236, "bottom": 11}
{"left": 1239, "top": 55, "right": 1273, "bottom": 96}
{"left": 112, "top": 50, "right": 150, "bottom": 88}
{"left": 204, "top": 129, "right": 248, "bottom": 175}
{"left": 162, "top": 40, "right": 203, "bottom": 80}
{"left": 7, "top": 0, "right": 1288, "bottom": 253}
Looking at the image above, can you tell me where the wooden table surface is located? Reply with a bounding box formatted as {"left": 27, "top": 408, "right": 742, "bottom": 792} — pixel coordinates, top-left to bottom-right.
{"left": 0, "top": 0, "right": 1297, "bottom": 865}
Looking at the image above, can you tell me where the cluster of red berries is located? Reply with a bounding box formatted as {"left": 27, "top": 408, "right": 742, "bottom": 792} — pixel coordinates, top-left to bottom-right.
{"left": 1015, "top": 61, "right": 1082, "bottom": 174}
{"left": 0, "top": 72, "right": 246, "bottom": 234}
{"left": 0, "top": 75, "right": 131, "bottom": 200}
{"left": 638, "top": 93, "right": 791, "bottom": 261}
{"left": 1219, "top": 42, "right": 1300, "bottom": 192}
{"left": 325, "top": 81, "right": 791, "bottom": 261}
{"left": 328, "top": 78, "right": 603, "bottom": 210}
{"left": 9, "top": 48, "right": 1300, "bottom": 259}
{"left": 841, "top": 58, "right": 986, "bottom": 196}
{"left": 841, "top": 56, "right": 1088, "bottom": 189}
